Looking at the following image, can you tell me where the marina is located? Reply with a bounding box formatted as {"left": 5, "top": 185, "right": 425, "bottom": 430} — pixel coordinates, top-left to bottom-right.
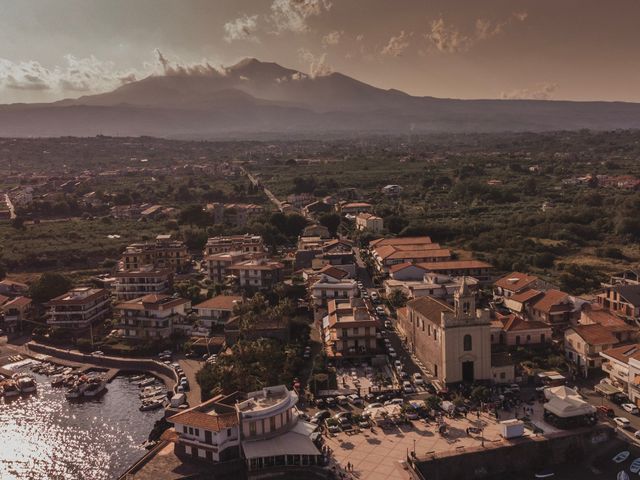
{"left": 0, "top": 359, "right": 166, "bottom": 480}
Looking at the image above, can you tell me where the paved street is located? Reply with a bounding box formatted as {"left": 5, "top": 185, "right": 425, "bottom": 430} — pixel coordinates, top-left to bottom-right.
{"left": 178, "top": 358, "right": 204, "bottom": 405}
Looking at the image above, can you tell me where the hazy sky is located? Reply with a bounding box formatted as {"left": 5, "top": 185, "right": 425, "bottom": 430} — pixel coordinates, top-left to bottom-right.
{"left": 1, "top": 0, "right": 640, "bottom": 103}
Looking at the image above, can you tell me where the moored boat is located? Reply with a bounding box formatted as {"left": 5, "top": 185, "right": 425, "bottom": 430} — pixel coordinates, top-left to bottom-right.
{"left": 1, "top": 380, "right": 20, "bottom": 398}
{"left": 138, "top": 377, "right": 157, "bottom": 388}
{"left": 16, "top": 375, "right": 37, "bottom": 394}
{"left": 65, "top": 382, "right": 88, "bottom": 399}
{"left": 130, "top": 374, "right": 146, "bottom": 382}
{"left": 83, "top": 378, "right": 106, "bottom": 397}
{"left": 139, "top": 397, "right": 166, "bottom": 411}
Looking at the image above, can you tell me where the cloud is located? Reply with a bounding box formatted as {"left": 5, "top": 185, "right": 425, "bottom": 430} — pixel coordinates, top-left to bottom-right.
{"left": 500, "top": 82, "right": 557, "bottom": 100}
{"left": 298, "top": 48, "right": 332, "bottom": 77}
{"left": 425, "top": 18, "right": 472, "bottom": 53}
{"left": 381, "top": 30, "right": 412, "bottom": 57}
{"left": 425, "top": 12, "right": 528, "bottom": 54}
{"left": 153, "top": 49, "right": 225, "bottom": 76}
{"left": 322, "top": 30, "right": 342, "bottom": 46}
{"left": 224, "top": 14, "right": 260, "bottom": 43}
{"left": 269, "top": 0, "right": 331, "bottom": 34}
{"left": 0, "top": 55, "right": 138, "bottom": 93}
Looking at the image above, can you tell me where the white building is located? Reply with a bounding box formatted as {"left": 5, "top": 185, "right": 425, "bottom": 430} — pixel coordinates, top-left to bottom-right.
{"left": 113, "top": 266, "right": 173, "bottom": 301}
{"left": 308, "top": 266, "right": 358, "bottom": 308}
{"left": 355, "top": 213, "right": 383, "bottom": 233}
{"left": 46, "top": 288, "right": 111, "bottom": 330}
{"left": 114, "top": 294, "right": 191, "bottom": 340}
{"left": 193, "top": 295, "right": 243, "bottom": 330}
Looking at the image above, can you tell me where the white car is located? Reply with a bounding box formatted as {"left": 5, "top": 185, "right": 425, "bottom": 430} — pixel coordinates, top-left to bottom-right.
{"left": 365, "top": 402, "right": 384, "bottom": 411}
{"left": 370, "top": 291, "right": 380, "bottom": 301}
{"left": 614, "top": 417, "right": 631, "bottom": 428}
{"left": 412, "top": 373, "right": 424, "bottom": 385}
{"left": 388, "top": 350, "right": 397, "bottom": 359}
{"left": 385, "top": 398, "right": 404, "bottom": 406}
{"left": 623, "top": 403, "right": 639, "bottom": 415}
{"left": 402, "top": 381, "right": 414, "bottom": 393}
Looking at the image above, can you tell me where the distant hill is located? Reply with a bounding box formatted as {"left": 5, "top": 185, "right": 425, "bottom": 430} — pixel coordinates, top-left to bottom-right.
{"left": 2, "top": 58, "right": 640, "bottom": 137}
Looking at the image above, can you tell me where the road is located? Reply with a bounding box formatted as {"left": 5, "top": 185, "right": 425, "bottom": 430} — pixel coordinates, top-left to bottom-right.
{"left": 354, "top": 248, "right": 374, "bottom": 289}
{"left": 581, "top": 383, "right": 640, "bottom": 439}
{"left": 4, "top": 193, "right": 15, "bottom": 220}
{"left": 178, "top": 358, "right": 204, "bottom": 406}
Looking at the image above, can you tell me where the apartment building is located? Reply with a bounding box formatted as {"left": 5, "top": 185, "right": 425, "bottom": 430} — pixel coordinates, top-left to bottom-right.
{"left": 203, "top": 234, "right": 265, "bottom": 256}
{"left": 355, "top": 213, "right": 383, "bottom": 233}
{"left": 194, "top": 295, "right": 243, "bottom": 329}
{"left": 121, "top": 234, "right": 189, "bottom": 272}
{"left": 46, "top": 288, "right": 111, "bottom": 330}
{"left": 322, "top": 298, "right": 378, "bottom": 358}
{"left": 205, "top": 251, "right": 251, "bottom": 284}
{"left": 228, "top": 259, "right": 284, "bottom": 290}
{"left": 113, "top": 267, "right": 174, "bottom": 301}
{"left": 1, "top": 296, "right": 33, "bottom": 333}
{"left": 308, "top": 266, "right": 358, "bottom": 308}
{"left": 115, "top": 294, "right": 191, "bottom": 340}
{"left": 369, "top": 236, "right": 451, "bottom": 274}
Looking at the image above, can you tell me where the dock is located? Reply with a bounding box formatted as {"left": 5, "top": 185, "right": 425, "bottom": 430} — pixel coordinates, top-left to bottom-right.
{"left": 0, "top": 366, "right": 14, "bottom": 378}
{"left": 78, "top": 366, "right": 120, "bottom": 383}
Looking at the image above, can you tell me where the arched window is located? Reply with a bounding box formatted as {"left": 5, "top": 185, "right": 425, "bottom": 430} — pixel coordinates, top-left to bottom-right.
{"left": 463, "top": 334, "right": 472, "bottom": 351}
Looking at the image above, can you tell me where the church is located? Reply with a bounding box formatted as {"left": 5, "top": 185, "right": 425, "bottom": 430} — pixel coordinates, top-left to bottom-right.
{"left": 400, "top": 278, "right": 493, "bottom": 384}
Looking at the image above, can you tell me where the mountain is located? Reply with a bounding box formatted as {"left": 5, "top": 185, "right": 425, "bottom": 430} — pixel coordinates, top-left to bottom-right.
{"left": 2, "top": 58, "right": 640, "bottom": 137}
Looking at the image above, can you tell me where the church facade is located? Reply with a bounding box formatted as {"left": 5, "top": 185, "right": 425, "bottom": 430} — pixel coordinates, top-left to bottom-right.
{"left": 401, "top": 279, "right": 492, "bottom": 384}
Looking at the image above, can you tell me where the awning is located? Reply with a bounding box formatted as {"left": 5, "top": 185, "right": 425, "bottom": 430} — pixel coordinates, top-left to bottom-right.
{"left": 594, "top": 383, "right": 620, "bottom": 395}
{"left": 242, "top": 421, "right": 320, "bottom": 459}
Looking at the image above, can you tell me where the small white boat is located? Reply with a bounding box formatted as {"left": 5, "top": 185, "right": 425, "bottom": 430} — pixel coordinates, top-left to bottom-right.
{"left": 16, "top": 375, "right": 37, "bottom": 394}
{"left": 534, "top": 469, "right": 555, "bottom": 478}
{"left": 139, "top": 398, "right": 165, "bottom": 411}
{"left": 140, "top": 387, "right": 165, "bottom": 399}
{"left": 1, "top": 380, "right": 20, "bottom": 398}
{"left": 130, "top": 374, "right": 146, "bottom": 382}
{"left": 138, "top": 378, "right": 156, "bottom": 388}
{"left": 83, "top": 379, "right": 106, "bottom": 397}
{"left": 617, "top": 471, "right": 630, "bottom": 480}
{"left": 65, "top": 382, "right": 87, "bottom": 399}
{"left": 630, "top": 459, "right": 640, "bottom": 474}
{"left": 614, "top": 451, "right": 630, "bottom": 464}
{"left": 51, "top": 375, "right": 65, "bottom": 387}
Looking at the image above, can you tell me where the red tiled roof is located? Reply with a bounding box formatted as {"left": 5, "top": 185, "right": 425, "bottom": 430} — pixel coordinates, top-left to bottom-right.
{"left": 582, "top": 305, "right": 635, "bottom": 332}
{"left": 406, "top": 296, "right": 453, "bottom": 324}
{"left": 370, "top": 236, "right": 433, "bottom": 247}
{"left": 509, "top": 289, "right": 543, "bottom": 304}
{"left": 2, "top": 296, "right": 31, "bottom": 309}
{"left": 601, "top": 344, "right": 640, "bottom": 365}
{"left": 168, "top": 393, "right": 241, "bottom": 431}
{"left": 389, "top": 262, "right": 427, "bottom": 274}
{"left": 494, "top": 272, "right": 539, "bottom": 293}
{"left": 0, "top": 294, "right": 9, "bottom": 306}
{"left": 501, "top": 314, "right": 551, "bottom": 332}
{"left": 318, "top": 265, "right": 350, "bottom": 280}
{"left": 417, "top": 260, "right": 494, "bottom": 271}
{"left": 569, "top": 324, "right": 618, "bottom": 346}
{"left": 194, "top": 295, "right": 243, "bottom": 311}
{"left": 532, "top": 289, "right": 571, "bottom": 314}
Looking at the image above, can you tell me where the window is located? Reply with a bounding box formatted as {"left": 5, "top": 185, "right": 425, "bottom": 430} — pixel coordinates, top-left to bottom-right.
{"left": 195, "top": 428, "right": 199, "bottom": 437}
{"left": 227, "top": 428, "right": 232, "bottom": 437}
{"left": 500, "top": 372, "right": 506, "bottom": 379}
{"left": 541, "top": 334, "right": 545, "bottom": 343}
{"left": 249, "top": 421, "right": 256, "bottom": 436}
{"left": 270, "top": 416, "right": 276, "bottom": 431}
{"left": 463, "top": 334, "right": 472, "bottom": 351}
{"left": 515, "top": 336, "right": 520, "bottom": 345}
{"left": 189, "top": 427, "right": 194, "bottom": 435}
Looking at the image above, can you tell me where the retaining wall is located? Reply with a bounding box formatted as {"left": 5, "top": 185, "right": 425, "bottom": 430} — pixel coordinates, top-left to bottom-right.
{"left": 412, "top": 425, "right": 614, "bottom": 480}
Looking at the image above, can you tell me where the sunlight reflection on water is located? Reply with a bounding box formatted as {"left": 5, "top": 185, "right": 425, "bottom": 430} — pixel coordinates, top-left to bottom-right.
{"left": 0, "top": 367, "right": 163, "bottom": 480}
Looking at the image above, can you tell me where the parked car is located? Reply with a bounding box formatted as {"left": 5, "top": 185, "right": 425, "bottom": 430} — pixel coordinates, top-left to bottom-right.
{"left": 336, "top": 395, "right": 349, "bottom": 406}
{"left": 348, "top": 394, "right": 364, "bottom": 406}
{"left": 388, "top": 348, "right": 397, "bottom": 358}
{"left": 412, "top": 373, "right": 424, "bottom": 385}
{"left": 385, "top": 398, "right": 404, "bottom": 406}
{"left": 311, "top": 410, "right": 330, "bottom": 424}
{"left": 92, "top": 351, "right": 105, "bottom": 356}
{"left": 384, "top": 320, "right": 393, "bottom": 329}
{"left": 338, "top": 417, "right": 352, "bottom": 430}
{"left": 402, "top": 381, "right": 414, "bottom": 394}
{"left": 325, "top": 397, "right": 337, "bottom": 407}
{"left": 333, "top": 411, "right": 352, "bottom": 421}
{"left": 327, "top": 424, "right": 341, "bottom": 434}
{"left": 358, "top": 419, "right": 370, "bottom": 428}
{"left": 635, "top": 430, "right": 640, "bottom": 439}
{"left": 597, "top": 405, "right": 615, "bottom": 418}
{"left": 370, "top": 291, "right": 380, "bottom": 302}
{"left": 364, "top": 393, "right": 376, "bottom": 402}
{"left": 623, "top": 403, "right": 639, "bottom": 415}
{"left": 365, "top": 402, "right": 384, "bottom": 411}
{"left": 612, "top": 392, "right": 631, "bottom": 405}
{"left": 614, "top": 417, "right": 631, "bottom": 429}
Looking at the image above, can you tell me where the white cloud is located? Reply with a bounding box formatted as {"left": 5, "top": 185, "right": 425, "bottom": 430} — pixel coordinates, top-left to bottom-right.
{"left": 269, "top": 0, "right": 331, "bottom": 34}
{"left": 298, "top": 48, "right": 332, "bottom": 77}
{"left": 425, "top": 18, "right": 472, "bottom": 53}
{"left": 0, "top": 55, "right": 138, "bottom": 93}
{"left": 322, "top": 30, "right": 342, "bottom": 46}
{"left": 381, "top": 30, "right": 412, "bottom": 57}
{"left": 500, "top": 82, "right": 557, "bottom": 100}
{"left": 153, "top": 49, "right": 225, "bottom": 77}
{"left": 224, "top": 14, "right": 260, "bottom": 43}
{"left": 425, "top": 12, "right": 528, "bottom": 54}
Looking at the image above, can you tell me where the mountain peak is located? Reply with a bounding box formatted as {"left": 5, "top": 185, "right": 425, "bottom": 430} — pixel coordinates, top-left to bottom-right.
{"left": 228, "top": 57, "right": 261, "bottom": 70}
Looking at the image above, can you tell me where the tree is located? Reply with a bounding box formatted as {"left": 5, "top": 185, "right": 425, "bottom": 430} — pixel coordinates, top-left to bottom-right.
{"left": 319, "top": 213, "right": 341, "bottom": 237}
{"left": 385, "top": 215, "right": 408, "bottom": 234}
{"left": 11, "top": 216, "right": 25, "bottom": 230}
{"left": 387, "top": 289, "right": 408, "bottom": 308}
{"left": 30, "top": 273, "right": 73, "bottom": 304}
{"left": 179, "top": 205, "right": 211, "bottom": 227}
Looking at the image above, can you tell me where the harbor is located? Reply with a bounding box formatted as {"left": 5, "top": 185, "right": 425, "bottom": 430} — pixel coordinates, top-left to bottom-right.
{"left": 0, "top": 357, "right": 168, "bottom": 480}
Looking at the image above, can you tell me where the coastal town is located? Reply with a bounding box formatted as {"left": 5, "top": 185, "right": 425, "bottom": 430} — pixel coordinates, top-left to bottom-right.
{"left": 2, "top": 133, "right": 640, "bottom": 479}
